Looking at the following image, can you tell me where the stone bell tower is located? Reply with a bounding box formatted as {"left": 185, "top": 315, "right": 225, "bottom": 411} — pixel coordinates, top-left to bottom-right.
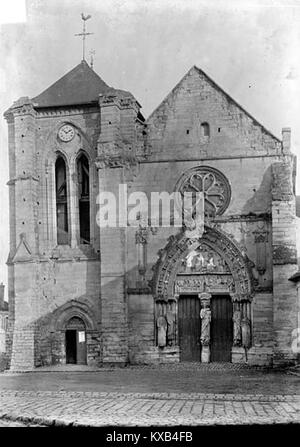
{"left": 4, "top": 54, "right": 146, "bottom": 370}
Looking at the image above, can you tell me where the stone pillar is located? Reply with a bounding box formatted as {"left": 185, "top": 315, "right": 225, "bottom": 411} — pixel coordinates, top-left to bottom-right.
{"left": 96, "top": 91, "right": 141, "bottom": 365}
{"left": 4, "top": 98, "right": 39, "bottom": 371}
{"left": 271, "top": 158, "right": 298, "bottom": 366}
{"left": 97, "top": 164, "right": 129, "bottom": 365}
{"left": 199, "top": 292, "right": 212, "bottom": 363}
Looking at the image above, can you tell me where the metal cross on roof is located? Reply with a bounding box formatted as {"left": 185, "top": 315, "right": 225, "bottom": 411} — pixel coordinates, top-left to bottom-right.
{"left": 75, "top": 13, "right": 94, "bottom": 61}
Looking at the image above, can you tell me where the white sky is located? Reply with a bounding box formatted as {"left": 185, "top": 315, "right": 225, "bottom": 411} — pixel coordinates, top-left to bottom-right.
{"left": 0, "top": 0, "right": 300, "bottom": 298}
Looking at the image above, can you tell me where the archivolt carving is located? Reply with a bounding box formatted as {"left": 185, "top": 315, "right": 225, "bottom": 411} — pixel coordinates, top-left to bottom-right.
{"left": 152, "top": 227, "right": 254, "bottom": 301}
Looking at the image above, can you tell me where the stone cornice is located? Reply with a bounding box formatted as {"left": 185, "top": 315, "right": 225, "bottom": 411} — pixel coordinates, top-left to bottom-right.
{"left": 4, "top": 97, "right": 36, "bottom": 120}
{"left": 35, "top": 105, "right": 99, "bottom": 118}
{"left": 99, "top": 94, "right": 140, "bottom": 112}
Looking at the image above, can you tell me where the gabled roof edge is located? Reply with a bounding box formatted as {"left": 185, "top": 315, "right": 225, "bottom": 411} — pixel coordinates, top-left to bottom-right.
{"left": 147, "top": 65, "right": 282, "bottom": 144}
{"left": 192, "top": 65, "right": 281, "bottom": 143}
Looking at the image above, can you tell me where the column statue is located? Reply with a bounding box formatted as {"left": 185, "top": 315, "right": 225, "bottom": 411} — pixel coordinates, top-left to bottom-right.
{"left": 233, "top": 308, "right": 242, "bottom": 346}
{"left": 166, "top": 305, "right": 176, "bottom": 346}
{"left": 156, "top": 315, "right": 167, "bottom": 348}
{"left": 200, "top": 302, "right": 211, "bottom": 346}
{"left": 241, "top": 317, "right": 251, "bottom": 362}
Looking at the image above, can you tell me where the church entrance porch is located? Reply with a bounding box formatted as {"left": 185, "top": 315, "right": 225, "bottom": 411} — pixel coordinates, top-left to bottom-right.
{"left": 65, "top": 317, "right": 87, "bottom": 365}
{"left": 152, "top": 227, "right": 254, "bottom": 365}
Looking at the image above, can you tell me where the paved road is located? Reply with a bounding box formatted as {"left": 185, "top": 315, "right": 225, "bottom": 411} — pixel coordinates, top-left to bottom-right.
{"left": 0, "top": 390, "right": 299, "bottom": 426}
{"left": 0, "top": 364, "right": 299, "bottom": 395}
{"left": 0, "top": 365, "right": 299, "bottom": 426}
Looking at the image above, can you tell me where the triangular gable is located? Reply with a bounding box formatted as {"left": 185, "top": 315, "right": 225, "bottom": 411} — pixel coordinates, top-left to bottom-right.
{"left": 147, "top": 65, "right": 281, "bottom": 144}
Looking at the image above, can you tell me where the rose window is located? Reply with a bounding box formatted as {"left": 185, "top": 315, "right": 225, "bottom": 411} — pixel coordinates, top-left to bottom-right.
{"left": 175, "top": 166, "right": 231, "bottom": 218}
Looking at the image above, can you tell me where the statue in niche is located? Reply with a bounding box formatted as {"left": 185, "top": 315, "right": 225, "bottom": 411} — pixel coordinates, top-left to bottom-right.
{"left": 200, "top": 302, "right": 211, "bottom": 346}
{"left": 166, "top": 305, "right": 176, "bottom": 346}
{"left": 232, "top": 308, "right": 242, "bottom": 346}
{"left": 156, "top": 314, "right": 167, "bottom": 347}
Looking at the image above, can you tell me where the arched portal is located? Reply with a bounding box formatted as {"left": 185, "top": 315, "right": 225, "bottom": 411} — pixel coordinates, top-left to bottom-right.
{"left": 152, "top": 227, "right": 254, "bottom": 363}
{"left": 65, "top": 316, "right": 87, "bottom": 365}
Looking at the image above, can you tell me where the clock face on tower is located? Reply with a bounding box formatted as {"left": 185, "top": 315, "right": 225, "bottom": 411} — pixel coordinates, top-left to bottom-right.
{"left": 58, "top": 124, "right": 75, "bottom": 142}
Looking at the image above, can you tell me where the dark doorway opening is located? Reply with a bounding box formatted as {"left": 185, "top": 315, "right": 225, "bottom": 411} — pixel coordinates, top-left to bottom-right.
{"left": 65, "top": 317, "right": 87, "bottom": 365}
{"left": 210, "top": 295, "right": 233, "bottom": 362}
{"left": 66, "top": 330, "right": 77, "bottom": 364}
{"left": 178, "top": 295, "right": 201, "bottom": 362}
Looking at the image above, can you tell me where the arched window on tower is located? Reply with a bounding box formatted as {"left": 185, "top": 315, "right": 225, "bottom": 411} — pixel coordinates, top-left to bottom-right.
{"left": 55, "top": 156, "right": 69, "bottom": 245}
{"left": 201, "top": 122, "right": 210, "bottom": 138}
{"left": 77, "top": 154, "right": 90, "bottom": 244}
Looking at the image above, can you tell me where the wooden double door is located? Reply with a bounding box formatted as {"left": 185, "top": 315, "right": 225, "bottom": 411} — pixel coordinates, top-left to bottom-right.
{"left": 178, "top": 295, "right": 233, "bottom": 362}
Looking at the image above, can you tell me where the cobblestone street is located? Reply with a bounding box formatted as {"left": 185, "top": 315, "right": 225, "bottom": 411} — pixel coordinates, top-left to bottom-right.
{"left": 0, "top": 364, "right": 299, "bottom": 426}
{"left": 0, "top": 389, "right": 299, "bottom": 426}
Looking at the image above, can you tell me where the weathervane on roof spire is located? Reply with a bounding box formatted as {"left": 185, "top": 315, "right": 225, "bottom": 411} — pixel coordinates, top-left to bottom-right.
{"left": 75, "top": 13, "right": 94, "bottom": 61}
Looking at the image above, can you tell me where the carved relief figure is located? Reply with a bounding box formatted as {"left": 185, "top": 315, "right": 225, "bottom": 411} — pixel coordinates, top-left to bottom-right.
{"left": 156, "top": 315, "right": 167, "bottom": 347}
{"left": 241, "top": 316, "right": 251, "bottom": 361}
{"left": 179, "top": 245, "right": 230, "bottom": 274}
{"left": 241, "top": 317, "right": 251, "bottom": 349}
{"left": 193, "top": 253, "right": 205, "bottom": 270}
{"left": 175, "top": 274, "right": 234, "bottom": 294}
{"left": 206, "top": 254, "right": 216, "bottom": 271}
{"left": 200, "top": 303, "right": 211, "bottom": 346}
{"left": 233, "top": 308, "right": 242, "bottom": 346}
{"left": 185, "top": 250, "right": 198, "bottom": 269}
{"left": 166, "top": 305, "right": 176, "bottom": 346}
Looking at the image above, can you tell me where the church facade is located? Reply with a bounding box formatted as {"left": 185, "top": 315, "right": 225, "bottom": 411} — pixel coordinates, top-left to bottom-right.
{"left": 4, "top": 60, "right": 299, "bottom": 370}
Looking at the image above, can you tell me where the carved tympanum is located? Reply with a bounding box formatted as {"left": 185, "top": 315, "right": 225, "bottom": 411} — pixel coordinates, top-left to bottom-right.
{"left": 152, "top": 227, "right": 253, "bottom": 301}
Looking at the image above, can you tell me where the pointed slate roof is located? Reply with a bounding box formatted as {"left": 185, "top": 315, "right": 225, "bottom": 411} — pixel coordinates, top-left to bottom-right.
{"left": 32, "top": 60, "right": 133, "bottom": 108}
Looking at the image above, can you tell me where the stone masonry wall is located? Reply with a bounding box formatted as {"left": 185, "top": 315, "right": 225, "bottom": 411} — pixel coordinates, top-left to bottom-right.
{"left": 272, "top": 160, "right": 298, "bottom": 366}
{"left": 124, "top": 67, "right": 292, "bottom": 366}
